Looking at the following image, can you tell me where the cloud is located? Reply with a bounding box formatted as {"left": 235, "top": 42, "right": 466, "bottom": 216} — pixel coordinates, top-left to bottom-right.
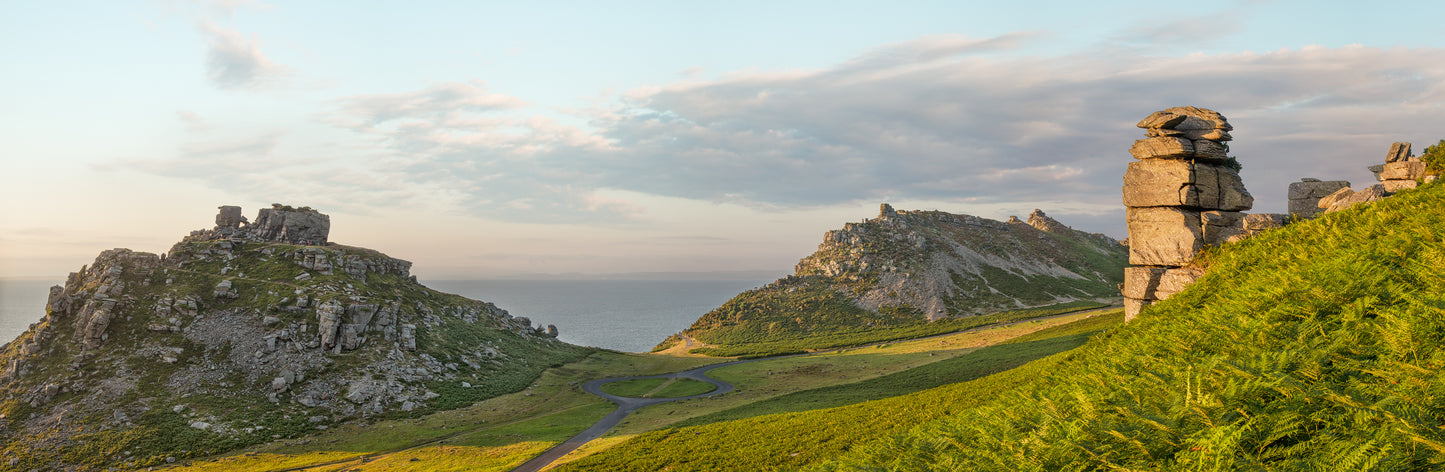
{"left": 199, "top": 20, "right": 287, "bottom": 90}
{"left": 133, "top": 35, "right": 1445, "bottom": 230}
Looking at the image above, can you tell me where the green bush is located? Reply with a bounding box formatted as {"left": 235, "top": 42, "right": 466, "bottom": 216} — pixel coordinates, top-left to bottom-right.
{"left": 1421, "top": 139, "right": 1445, "bottom": 176}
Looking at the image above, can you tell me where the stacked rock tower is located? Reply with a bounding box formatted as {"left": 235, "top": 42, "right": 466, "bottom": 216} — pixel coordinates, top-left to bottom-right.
{"left": 1121, "top": 107, "right": 1253, "bottom": 321}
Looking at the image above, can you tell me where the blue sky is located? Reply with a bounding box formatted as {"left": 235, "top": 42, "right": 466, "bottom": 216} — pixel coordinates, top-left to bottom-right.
{"left": 2, "top": 0, "right": 1443, "bottom": 278}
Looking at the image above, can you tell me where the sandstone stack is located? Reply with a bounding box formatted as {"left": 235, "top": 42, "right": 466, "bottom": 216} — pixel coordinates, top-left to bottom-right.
{"left": 1122, "top": 107, "right": 1255, "bottom": 321}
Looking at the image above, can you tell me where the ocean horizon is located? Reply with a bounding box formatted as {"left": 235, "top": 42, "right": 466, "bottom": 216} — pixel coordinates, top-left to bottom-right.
{"left": 0, "top": 277, "right": 774, "bottom": 353}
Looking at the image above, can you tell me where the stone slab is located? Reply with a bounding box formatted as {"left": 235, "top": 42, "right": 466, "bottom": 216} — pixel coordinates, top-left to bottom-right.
{"left": 1122, "top": 160, "right": 1198, "bottom": 207}
{"left": 1129, "top": 137, "right": 1194, "bottom": 160}
{"left": 1126, "top": 207, "right": 1203, "bottom": 266}
{"left": 1381, "top": 161, "right": 1426, "bottom": 181}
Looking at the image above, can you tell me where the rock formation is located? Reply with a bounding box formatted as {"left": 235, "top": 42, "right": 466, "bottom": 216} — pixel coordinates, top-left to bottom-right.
{"left": 0, "top": 205, "right": 589, "bottom": 470}
{"left": 1288, "top": 178, "right": 1350, "bottom": 218}
{"left": 1315, "top": 142, "right": 1433, "bottom": 215}
{"left": 1121, "top": 107, "right": 1286, "bottom": 321}
{"left": 212, "top": 204, "right": 330, "bottom": 245}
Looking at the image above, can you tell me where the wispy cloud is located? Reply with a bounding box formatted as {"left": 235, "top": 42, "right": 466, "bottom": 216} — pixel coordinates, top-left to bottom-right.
{"left": 198, "top": 20, "right": 287, "bottom": 90}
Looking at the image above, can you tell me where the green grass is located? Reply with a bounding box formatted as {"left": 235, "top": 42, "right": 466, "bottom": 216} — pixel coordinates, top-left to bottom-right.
{"left": 648, "top": 378, "right": 717, "bottom": 398}
{"left": 812, "top": 181, "right": 1445, "bottom": 470}
{"left": 689, "top": 300, "right": 1107, "bottom": 358}
{"left": 552, "top": 312, "right": 1122, "bottom": 471}
{"left": 600, "top": 378, "right": 669, "bottom": 397}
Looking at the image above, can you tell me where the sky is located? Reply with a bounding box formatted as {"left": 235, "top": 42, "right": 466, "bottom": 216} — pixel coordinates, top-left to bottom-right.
{"left": 2, "top": 0, "right": 1443, "bottom": 280}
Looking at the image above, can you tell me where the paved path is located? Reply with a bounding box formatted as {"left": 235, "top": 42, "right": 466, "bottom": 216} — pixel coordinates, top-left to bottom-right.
{"left": 509, "top": 360, "right": 750, "bottom": 472}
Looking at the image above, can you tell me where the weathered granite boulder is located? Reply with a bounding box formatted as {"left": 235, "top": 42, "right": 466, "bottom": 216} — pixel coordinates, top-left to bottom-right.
{"left": 1385, "top": 142, "right": 1413, "bottom": 163}
{"left": 1288, "top": 178, "right": 1351, "bottom": 218}
{"left": 1323, "top": 184, "right": 1390, "bottom": 213}
{"left": 1380, "top": 161, "right": 1426, "bottom": 181}
{"left": 1126, "top": 207, "right": 1202, "bottom": 266}
{"left": 1129, "top": 137, "right": 1194, "bottom": 160}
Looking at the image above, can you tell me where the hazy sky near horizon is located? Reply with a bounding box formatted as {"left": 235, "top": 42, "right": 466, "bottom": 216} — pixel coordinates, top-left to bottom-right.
{"left": 3, "top": 0, "right": 1443, "bottom": 279}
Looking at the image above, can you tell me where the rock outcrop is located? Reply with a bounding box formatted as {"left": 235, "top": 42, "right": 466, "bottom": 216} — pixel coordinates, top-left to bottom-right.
{"left": 1288, "top": 178, "right": 1351, "bottom": 219}
{"left": 0, "top": 205, "right": 590, "bottom": 470}
{"left": 213, "top": 204, "right": 331, "bottom": 245}
{"left": 1121, "top": 107, "right": 1287, "bottom": 321}
{"left": 1314, "top": 142, "right": 1431, "bottom": 215}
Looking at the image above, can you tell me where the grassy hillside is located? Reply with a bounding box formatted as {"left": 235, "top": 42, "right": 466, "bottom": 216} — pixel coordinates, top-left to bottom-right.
{"left": 668, "top": 207, "right": 1125, "bottom": 357}
{"left": 552, "top": 312, "right": 1123, "bottom": 471}
{"left": 0, "top": 237, "right": 592, "bottom": 470}
{"left": 814, "top": 182, "right": 1445, "bottom": 470}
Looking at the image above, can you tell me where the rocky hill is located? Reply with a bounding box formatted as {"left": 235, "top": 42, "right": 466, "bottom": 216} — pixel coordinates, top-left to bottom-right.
{"left": 0, "top": 205, "right": 591, "bottom": 471}
{"left": 666, "top": 205, "right": 1126, "bottom": 355}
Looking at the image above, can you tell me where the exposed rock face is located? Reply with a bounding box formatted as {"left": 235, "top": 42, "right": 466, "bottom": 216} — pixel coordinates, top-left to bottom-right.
{"left": 0, "top": 206, "right": 591, "bottom": 470}
{"left": 1288, "top": 178, "right": 1351, "bottom": 218}
{"left": 1121, "top": 107, "right": 1284, "bottom": 321}
{"left": 208, "top": 204, "right": 332, "bottom": 245}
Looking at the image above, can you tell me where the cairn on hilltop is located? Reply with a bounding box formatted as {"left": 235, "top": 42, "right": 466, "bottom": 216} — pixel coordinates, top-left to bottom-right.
{"left": 1120, "top": 107, "right": 1286, "bottom": 321}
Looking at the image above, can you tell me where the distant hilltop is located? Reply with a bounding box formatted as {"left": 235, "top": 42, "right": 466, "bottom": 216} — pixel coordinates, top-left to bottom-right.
{"left": 0, "top": 204, "right": 589, "bottom": 470}
{"left": 663, "top": 204, "right": 1128, "bottom": 356}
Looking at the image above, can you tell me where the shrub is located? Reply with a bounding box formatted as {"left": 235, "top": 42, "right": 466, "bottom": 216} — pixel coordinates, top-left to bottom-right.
{"left": 1421, "top": 139, "right": 1445, "bottom": 176}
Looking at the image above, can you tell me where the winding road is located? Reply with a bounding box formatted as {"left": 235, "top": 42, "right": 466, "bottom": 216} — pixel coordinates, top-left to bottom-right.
{"left": 510, "top": 360, "right": 751, "bottom": 472}
{"left": 508, "top": 306, "right": 1115, "bottom": 472}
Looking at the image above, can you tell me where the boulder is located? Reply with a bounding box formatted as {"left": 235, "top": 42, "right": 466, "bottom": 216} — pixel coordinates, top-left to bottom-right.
{"left": 316, "top": 301, "right": 344, "bottom": 349}
{"left": 1123, "top": 160, "right": 1199, "bottom": 207}
{"left": 1288, "top": 179, "right": 1351, "bottom": 218}
{"left": 1381, "top": 179, "right": 1418, "bottom": 193}
{"left": 1129, "top": 137, "right": 1194, "bottom": 160}
{"left": 1324, "top": 184, "right": 1389, "bottom": 213}
{"left": 1191, "top": 140, "right": 1229, "bottom": 162}
{"left": 215, "top": 206, "right": 246, "bottom": 228}
{"left": 1385, "top": 142, "right": 1413, "bottom": 163}
{"left": 1380, "top": 161, "right": 1426, "bottom": 181}
{"left": 1136, "top": 111, "right": 1189, "bottom": 129}
{"left": 1316, "top": 187, "right": 1354, "bottom": 210}
{"left": 1126, "top": 207, "right": 1202, "bottom": 266}
{"left": 1163, "top": 106, "right": 1232, "bottom": 131}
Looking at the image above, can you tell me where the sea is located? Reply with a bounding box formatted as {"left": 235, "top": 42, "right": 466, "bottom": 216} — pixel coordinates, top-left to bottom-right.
{"left": 0, "top": 278, "right": 772, "bottom": 353}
